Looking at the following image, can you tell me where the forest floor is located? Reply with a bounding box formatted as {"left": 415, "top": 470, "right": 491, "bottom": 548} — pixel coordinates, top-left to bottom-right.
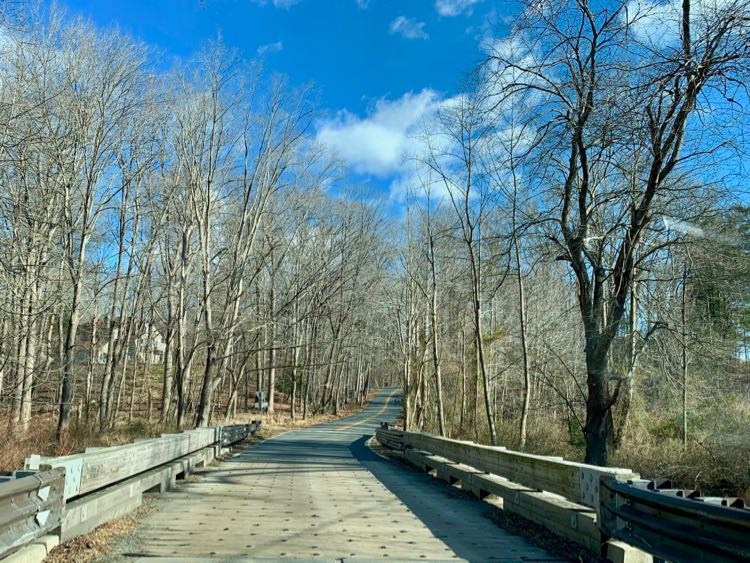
{"left": 37, "top": 391, "right": 377, "bottom": 563}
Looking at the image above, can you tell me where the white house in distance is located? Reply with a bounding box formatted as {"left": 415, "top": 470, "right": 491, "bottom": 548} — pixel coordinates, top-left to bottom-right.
{"left": 77, "top": 319, "right": 167, "bottom": 366}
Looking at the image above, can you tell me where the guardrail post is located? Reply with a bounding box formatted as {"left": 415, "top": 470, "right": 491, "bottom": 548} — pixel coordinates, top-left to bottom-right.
{"left": 605, "top": 540, "right": 653, "bottom": 563}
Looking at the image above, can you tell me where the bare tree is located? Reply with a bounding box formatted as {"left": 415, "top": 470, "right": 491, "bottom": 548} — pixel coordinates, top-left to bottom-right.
{"left": 486, "top": 0, "right": 750, "bottom": 464}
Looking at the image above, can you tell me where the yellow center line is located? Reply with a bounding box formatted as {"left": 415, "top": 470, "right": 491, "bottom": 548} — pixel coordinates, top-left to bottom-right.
{"left": 336, "top": 389, "right": 399, "bottom": 431}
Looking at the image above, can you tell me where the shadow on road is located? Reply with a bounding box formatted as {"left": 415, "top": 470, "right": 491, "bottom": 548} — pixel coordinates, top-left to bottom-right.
{"left": 348, "top": 435, "right": 572, "bottom": 562}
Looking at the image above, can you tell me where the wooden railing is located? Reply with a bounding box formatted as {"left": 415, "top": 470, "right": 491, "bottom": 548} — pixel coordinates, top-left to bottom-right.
{"left": 375, "top": 423, "right": 405, "bottom": 451}
{"left": 25, "top": 427, "right": 219, "bottom": 501}
{"left": 220, "top": 422, "right": 261, "bottom": 447}
{"left": 0, "top": 420, "right": 261, "bottom": 561}
{"left": 375, "top": 426, "right": 750, "bottom": 562}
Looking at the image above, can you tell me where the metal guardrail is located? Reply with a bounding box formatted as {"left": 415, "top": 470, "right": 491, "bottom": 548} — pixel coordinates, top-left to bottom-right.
{"left": 0, "top": 469, "right": 65, "bottom": 558}
{"left": 600, "top": 477, "right": 750, "bottom": 562}
{"left": 0, "top": 420, "right": 262, "bottom": 560}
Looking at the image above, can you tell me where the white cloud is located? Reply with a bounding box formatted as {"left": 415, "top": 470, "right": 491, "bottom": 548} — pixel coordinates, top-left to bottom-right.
{"left": 624, "top": 0, "right": 735, "bottom": 45}
{"left": 389, "top": 16, "right": 429, "bottom": 40}
{"left": 356, "top": 0, "right": 370, "bottom": 8}
{"left": 624, "top": 0, "right": 682, "bottom": 43}
{"left": 257, "top": 40, "right": 283, "bottom": 56}
{"left": 252, "top": 0, "right": 301, "bottom": 8}
{"left": 316, "top": 89, "right": 442, "bottom": 177}
{"left": 435, "top": 0, "right": 483, "bottom": 16}
{"left": 315, "top": 86, "right": 530, "bottom": 209}
{"left": 315, "top": 90, "right": 481, "bottom": 206}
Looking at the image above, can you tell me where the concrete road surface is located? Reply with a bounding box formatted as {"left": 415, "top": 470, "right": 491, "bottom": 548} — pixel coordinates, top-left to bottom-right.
{"left": 124, "top": 388, "right": 560, "bottom": 562}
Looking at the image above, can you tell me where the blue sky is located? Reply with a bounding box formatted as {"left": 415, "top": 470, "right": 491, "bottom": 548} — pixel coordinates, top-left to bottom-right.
{"left": 58, "top": 0, "right": 514, "bottom": 198}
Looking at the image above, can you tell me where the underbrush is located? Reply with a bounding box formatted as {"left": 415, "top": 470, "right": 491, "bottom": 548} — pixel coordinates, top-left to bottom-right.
{"left": 0, "top": 413, "right": 177, "bottom": 472}
{"left": 612, "top": 396, "right": 750, "bottom": 500}
{"left": 444, "top": 396, "right": 750, "bottom": 501}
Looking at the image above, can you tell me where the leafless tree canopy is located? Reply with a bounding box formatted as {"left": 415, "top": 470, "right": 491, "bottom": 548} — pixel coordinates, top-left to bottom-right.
{"left": 0, "top": 2, "right": 749, "bottom": 490}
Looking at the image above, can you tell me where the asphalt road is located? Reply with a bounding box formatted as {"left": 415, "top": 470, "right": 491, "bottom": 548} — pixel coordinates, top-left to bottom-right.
{"left": 125, "top": 388, "right": 557, "bottom": 562}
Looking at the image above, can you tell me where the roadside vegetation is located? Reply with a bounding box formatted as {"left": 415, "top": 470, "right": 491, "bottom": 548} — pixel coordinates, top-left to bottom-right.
{"left": 0, "top": 2, "right": 391, "bottom": 464}
{"left": 395, "top": 0, "right": 750, "bottom": 498}
{"left": 0, "top": 1, "right": 748, "bottom": 501}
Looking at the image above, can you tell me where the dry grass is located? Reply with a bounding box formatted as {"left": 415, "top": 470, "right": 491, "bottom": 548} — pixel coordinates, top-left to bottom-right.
{"left": 0, "top": 413, "right": 177, "bottom": 472}
{"left": 44, "top": 503, "right": 153, "bottom": 563}
{"left": 611, "top": 397, "right": 750, "bottom": 501}
{"left": 441, "top": 398, "right": 750, "bottom": 502}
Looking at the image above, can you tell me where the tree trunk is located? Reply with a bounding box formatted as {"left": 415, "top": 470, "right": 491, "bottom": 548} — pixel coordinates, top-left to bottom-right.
{"left": 0, "top": 316, "right": 8, "bottom": 400}
{"left": 290, "top": 317, "right": 301, "bottom": 420}
{"left": 58, "top": 270, "right": 84, "bottom": 441}
{"left": 583, "top": 349, "right": 611, "bottom": 466}
{"left": 514, "top": 231, "right": 531, "bottom": 449}
{"left": 474, "top": 298, "right": 497, "bottom": 445}
{"left": 175, "top": 228, "right": 191, "bottom": 428}
{"left": 196, "top": 340, "right": 216, "bottom": 427}
{"left": 614, "top": 281, "right": 638, "bottom": 450}
{"left": 129, "top": 338, "right": 140, "bottom": 424}
{"left": 681, "top": 263, "right": 689, "bottom": 451}
{"left": 428, "top": 234, "right": 446, "bottom": 437}
{"left": 459, "top": 323, "right": 466, "bottom": 433}
{"left": 20, "top": 280, "right": 40, "bottom": 432}
{"left": 161, "top": 288, "right": 174, "bottom": 422}
{"left": 12, "top": 284, "right": 29, "bottom": 426}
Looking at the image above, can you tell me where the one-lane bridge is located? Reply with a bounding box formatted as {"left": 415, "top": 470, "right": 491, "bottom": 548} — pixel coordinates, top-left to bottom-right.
{"left": 124, "top": 389, "right": 554, "bottom": 561}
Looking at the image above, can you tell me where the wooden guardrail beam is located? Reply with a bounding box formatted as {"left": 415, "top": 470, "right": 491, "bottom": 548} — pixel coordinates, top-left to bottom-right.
{"left": 0, "top": 469, "right": 65, "bottom": 559}
{"left": 24, "top": 427, "right": 219, "bottom": 500}
{"left": 1, "top": 419, "right": 261, "bottom": 561}
{"left": 402, "top": 431, "right": 638, "bottom": 509}
{"left": 220, "top": 421, "right": 261, "bottom": 447}
{"left": 379, "top": 426, "right": 748, "bottom": 562}
{"left": 375, "top": 425, "right": 404, "bottom": 451}
{"left": 376, "top": 426, "right": 616, "bottom": 551}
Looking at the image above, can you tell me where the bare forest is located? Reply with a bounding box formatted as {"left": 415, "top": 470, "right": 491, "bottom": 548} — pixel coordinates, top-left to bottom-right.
{"left": 1, "top": 1, "right": 750, "bottom": 499}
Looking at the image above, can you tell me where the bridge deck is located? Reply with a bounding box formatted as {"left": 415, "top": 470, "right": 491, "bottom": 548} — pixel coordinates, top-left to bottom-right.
{"left": 124, "top": 389, "right": 558, "bottom": 562}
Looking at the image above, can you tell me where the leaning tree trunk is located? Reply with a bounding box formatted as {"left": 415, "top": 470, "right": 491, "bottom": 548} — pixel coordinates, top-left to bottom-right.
{"left": 428, "top": 234, "right": 446, "bottom": 437}
{"left": 514, "top": 230, "right": 531, "bottom": 450}
{"left": 58, "top": 267, "right": 85, "bottom": 441}
{"left": 472, "top": 268, "right": 497, "bottom": 445}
